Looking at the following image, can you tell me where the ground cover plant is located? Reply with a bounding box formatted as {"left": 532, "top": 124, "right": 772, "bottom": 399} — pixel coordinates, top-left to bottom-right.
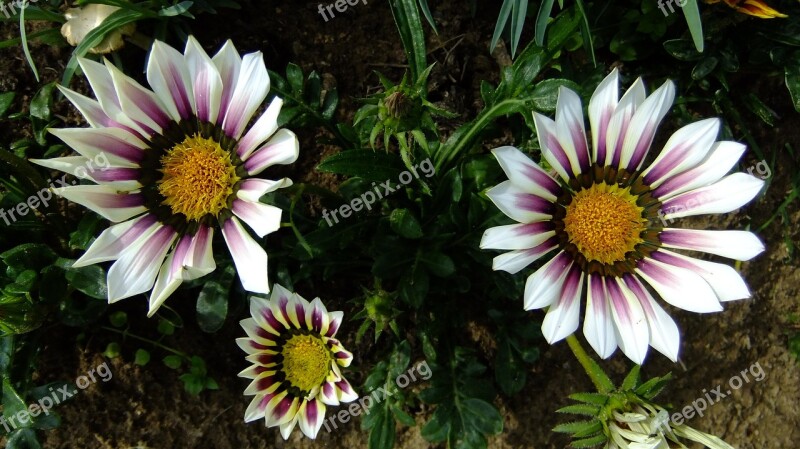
{"left": 0, "top": 0, "right": 798, "bottom": 448}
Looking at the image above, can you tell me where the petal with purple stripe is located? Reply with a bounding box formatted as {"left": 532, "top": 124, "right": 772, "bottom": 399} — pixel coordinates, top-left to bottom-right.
{"left": 652, "top": 141, "right": 745, "bottom": 201}
{"left": 107, "top": 224, "right": 177, "bottom": 302}
{"left": 606, "top": 77, "right": 646, "bottom": 168}
{"left": 588, "top": 69, "right": 619, "bottom": 165}
{"left": 659, "top": 228, "right": 764, "bottom": 261}
{"left": 555, "top": 86, "right": 591, "bottom": 174}
{"left": 231, "top": 198, "right": 283, "bottom": 238}
{"left": 57, "top": 85, "right": 143, "bottom": 138}
{"left": 649, "top": 250, "right": 751, "bottom": 302}
{"left": 244, "top": 393, "right": 275, "bottom": 422}
{"left": 660, "top": 173, "right": 764, "bottom": 221}
{"left": 491, "top": 146, "right": 561, "bottom": 200}
{"left": 264, "top": 392, "right": 300, "bottom": 427}
{"left": 73, "top": 214, "right": 158, "bottom": 267}
{"left": 533, "top": 112, "right": 573, "bottom": 181}
{"left": 237, "top": 178, "right": 293, "bottom": 202}
{"left": 237, "top": 98, "right": 284, "bottom": 160}
{"left": 222, "top": 217, "right": 270, "bottom": 294}
{"left": 326, "top": 311, "right": 343, "bottom": 338}
{"left": 243, "top": 129, "right": 300, "bottom": 175}
{"left": 49, "top": 127, "right": 146, "bottom": 167}
{"left": 623, "top": 274, "right": 680, "bottom": 362}
{"left": 523, "top": 250, "right": 572, "bottom": 310}
{"left": 606, "top": 277, "right": 649, "bottom": 364}
{"left": 619, "top": 79, "right": 675, "bottom": 171}
{"left": 491, "top": 236, "right": 559, "bottom": 274}
{"left": 485, "top": 180, "right": 556, "bottom": 224}
{"left": 211, "top": 40, "right": 242, "bottom": 121}
{"left": 642, "top": 118, "right": 720, "bottom": 187}
{"left": 541, "top": 266, "right": 584, "bottom": 343}
{"left": 298, "top": 398, "right": 326, "bottom": 439}
{"left": 222, "top": 52, "right": 270, "bottom": 139}
{"left": 106, "top": 60, "right": 171, "bottom": 134}
{"left": 306, "top": 298, "right": 329, "bottom": 334}
{"left": 57, "top": 185, "right": 146, "bottom": 222}
{"left": 583, "top": 275, "right": 617, "bottom": 359}
{"left": 480, "top": 222, "right": 555, "bottom": 250}
{"left": 635, "top": 257, "right": 721, "bottom": 313}
{"left": 320, "top": 381, "right": 340, "bottom": 406}
{"left": 146, "top": 40, "right": 195, "bottom": 121}
{"left": 184, "top": 36, "right": 223, "bottom": 124}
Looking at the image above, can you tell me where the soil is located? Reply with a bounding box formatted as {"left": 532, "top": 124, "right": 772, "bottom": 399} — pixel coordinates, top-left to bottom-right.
{"left": 0, "top": 1, "right": 798, "bottom": 448}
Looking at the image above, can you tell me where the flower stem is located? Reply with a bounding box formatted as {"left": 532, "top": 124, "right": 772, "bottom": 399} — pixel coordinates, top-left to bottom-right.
{"left": 566, "top": 334, "right": 614, "bottom": 394}
{"left": 101, "top": 326, "right": 190, "bottom": 360}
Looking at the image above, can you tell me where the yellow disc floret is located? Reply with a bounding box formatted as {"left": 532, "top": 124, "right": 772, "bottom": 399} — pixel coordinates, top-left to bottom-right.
{"left": 563, "top": 183, "right": 647, "bottom": 265}
{"left": 157, "top": 134, "right": 239, "bottom": 221}
{"left": 281, "top": 334, "right": 332, "bottom": 393}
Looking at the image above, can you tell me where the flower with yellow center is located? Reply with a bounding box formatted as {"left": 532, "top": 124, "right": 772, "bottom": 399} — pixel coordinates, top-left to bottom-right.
{"left": 481, "top": 69, "right": 765, "bottom": 364}
{"left": 238, "top": 285, "right": 357, "bottom": 439}
{"left": 31, "top": 37, "right": 299, "bottom": 316}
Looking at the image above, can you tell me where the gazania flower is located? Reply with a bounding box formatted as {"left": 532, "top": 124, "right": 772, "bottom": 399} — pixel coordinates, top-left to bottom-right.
{"left": 32, "top": 37, "right": 299, "bottom": 316}
{"left": 61, "top": 4, "right": 136, "bottom": 54}
{"left": 237, "top": 285, "right": 357, "bottom": 439}
{"left": 705, "top": 0, "right": 787, "bottom": 18}
{"left": 481, "top": 69, "right": 765, "bottom": 364}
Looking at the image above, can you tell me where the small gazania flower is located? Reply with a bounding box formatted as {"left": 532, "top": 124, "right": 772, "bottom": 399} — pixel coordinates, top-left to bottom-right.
{"left": 481, "top": 69, "right": 765, "bottom": 363}
{"left": 31, "top": 37, "right": 299, "bottom": 316}
{"left": 705, "top": 0, "right": 787, "bottom": 18}
{"left": 608, "top": 405, "right": 734, "bottom": 449}
{"left": 61, "top": 4, "right": 136, "bottom": 54}
{"left": 237, "top": 285, "right": 357, "bottom": 439}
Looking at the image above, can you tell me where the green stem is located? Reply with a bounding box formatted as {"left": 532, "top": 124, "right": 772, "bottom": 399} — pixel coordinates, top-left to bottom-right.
{"left": 566, "top": 334, "right": 614, "bottom": 394}
{"left": 101, "top": 326, "right": 190, "bottom": 360}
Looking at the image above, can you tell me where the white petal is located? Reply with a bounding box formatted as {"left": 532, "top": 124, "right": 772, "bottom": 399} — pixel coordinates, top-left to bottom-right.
{"left": 232, "top": 198, "right": 283, "bottom": 238}
{"left": 641, "top": 118, "right": 720, "bottom": 188}
{"left": 184, "top": 36, "right": 223, "bottom": 124}
{"left": 77, "top": 57, "right": 123, "bottom": 122}
{"left": 623, "top": 275, "right": 680, "bottom": 362}
{"left": 555, "top": 86, "right": 591, "bottom": 173}
{"left": 583, "top": 275, "right": 617, "bottom": 359}
{"left": 650, "top": 250, "right": 751, "bottom": 302}
{"left": 107, "top": 224, "right": 177, "bottom": 302}
{"left": 606, "top": 277, "right": 650, "bottom": 364}
{"left": 57, "top": 85, "right": 141, "bottom": 136}
{"left": 619, "top": 80, "right": 675, "bottom": 171}
{"left": 523, "top": 251, "right": 572, "bottom": 310}
{"left": 298, "top": 399, "right": 326, "bottom": 439}
{"left": 222, "top": 217, "right": 270, "bottom": 294}
{"left": 659, "top": 228, "right": 765, "bottom": 261}
{"left": 660, "top": 173, "right": 764, "bottom": 220}
{"left": 222, "top": 51, "right": 270, "bottom": 139}
{"left": 237, "top": 178, "right": 294, "bottom": 202}
{"left": 243, "top": 129, "right": 300, "bottom": 175}
{"left": 606, "top": 77, "right": 646, "bottom": 168}
{"left": 636, "top": 257, "right": 722, "bottom": 313}
{"left": 533, "top": 112, "right": 572, "bottom": 181}
{"left": 485, "top": 180, "right": 555, "bottom": 224}
{"left": 491, "top": 237, "right": 558, "bottom": 274}
{"left": 73, "top": 214, "right": 159, "bottom": 267}
{"left": 146, "top": 40, "right": 195, "bottom": 121}
{"left": 541, "top": 267, "right": 584, "bottom": 343}
{"left": 211, "top": 40, "right": 242, "bottom": 120}
{"left": 588, "top": 69, "right": 619, "bottom": 165}
{"left": 652, "top": 141, "right": 746, "bottom": 201}
{"left": 238, "top": 98, "right": 284, "bottom": 160}
{"left": 480, "top": 222, "right": 555, "bottom": 250}
{"left": 49, "top": 127, "right": 146, "bottom": 167}
{"left": 56, "top": 185, "right": 146, "bottom": 222}
{"left": 491, "top": 146, "right": 561, "bottom": 200}
{"left": 106, "top": 59, "right": 171, "bottom": 135}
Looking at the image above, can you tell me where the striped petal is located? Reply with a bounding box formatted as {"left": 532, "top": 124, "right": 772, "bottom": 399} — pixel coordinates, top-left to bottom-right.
{"left": 481, "top": 222, "right": 555, "bottom": 250}
{"left": 326, "top": 311, "right": 343, "bottom": 337}
{"left": 533, "top": 112, "right": 573, "bottom": 181}
{"left": 222, "top": 51, "right": 270, "bottom": 139}
{"left": 49, "top": 127, "right": 146, "bottom": 167}
{"left": 298, "top": 398, "right": 326, "bottom": 439}
{"left": 73, "top": 214, "right": 159, "bottom": 267}
{"left": 250, "top": 296, "right": 286, "bottom": 336}
{"left": 320, "top": 381, "right": 340, "bottom": 406}
{"left": 184, "top": 36, "right": 223, "bottom": 124}
{"left": 107, "top": 224, "right": 177, "bottom": 302}
{"left": 660, "top": 173, "right": 764, "bottom": 220}
{"left": 606, "top": 277, "right": 649, "bottom": 364}
{"left": 57, "top": 85, "right": 142, "bottom": 137}
{"left": 237, "top": 178, "right": 293, "bottom": 202}
{"left": 106, "top": 59, "right": 171, "bottom": 134}
{"left": 222, "top": 217, "right": 270, "bottom": 294}
{"left": 237, "top": 97, "right": 284, "bottom": 160}
{"left": 335, "top": 379, "right": 359, "bottom": 402}
{"left": 56, "top": 185, "right": 146, "bottom": 222}
{"left": 588, "top": 69, "right": 619, "bottom": 165}
{"left": 211, "top": 40, "right": 242, "bottom": 121}
{"left": 231, "top": 198, "right": 283, "bottom": 238}
{"left": 607, "top": 77, "right": 646, "bottom": 168}
{"left": 636, "top": 257, "right": 722, "bottom": 313}
{"left": 541, "top": 266, "right": 584, "bottom": 343}
{"left": 523, "top": 250, "right": 572, "bottom": 310}
{"left": 243, "top": 129, "right": 300, "bottom": 175}
{"left": 659, "top": 228, "right": 764, "bottom": 261}
{"left": 244, "top": 393, "right": 277, "bottom": 423}
{"left": 583, "top": 275, "right": 617, "bottom": 359}
{"left": 264, "top": 392, "right": 300, "bottom": 427}
{"left": 619, "top": 80, "right": 675, "bottom": 171}
{"left": 623, "top": 274, "right": 680, "bottom": 362}
{"left": 650, "top": 250, "right": 751, "bottom": 302}
{"left": 485, "top": 180, "right": 556, "bottom": 224}
{"left": 146, "top": 40, "right": 195, "bottom": 121}
{"left": 491, "top": 236, "right": 559, "bottom": 274}
{"left": 641, "top": 118, "right": 720, "bottom": 187}
{"left": 306, "top": 297, "right": 330, "bottom": 334}
{"left": 652, "top": 141, "right": 745, "bottom": 200}
{"left": 491, "top": 146, "right": 562, "bottom": 200}
{"left": 555, "top": 86, "right": 591, "bottom": 174}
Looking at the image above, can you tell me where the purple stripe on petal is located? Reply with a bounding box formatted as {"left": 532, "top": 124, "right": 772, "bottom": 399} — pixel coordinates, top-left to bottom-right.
{"left": 334, "top": 351, "right": 350, "bottom": 360}
{"left": 305, "top": 399, "right": 319, "bottom": 423}
{"left": 636, "top": 258, "right": 679, "bottom": 289}
{"left": 294, "top": 303, "right": 305, "bottom": 328}
{"left": 626, "top": 128, "right": 656, "bottom": 171}
{"left": 277, "top": 296, "right": 291, "bottom": 326}
{"left": 515, "top": 194, "right": 555, "bottom": 215}
{"left": 167, "top": 65, "right": 192, "bottom": 119}
{"left": 336, "top": 380, "right": 354, "bottom": 395}
{"left": 605, "top": 278, "right": 632, "bottom": 325}
{"left": 326, "top": 316, "right": 341, "bottom": 338}
{"left": 126, "top": 86, "right": 171, "bottom": 129}
{"left": 524, "top": 165, "right": 562, "bottom": 196}
{"left": 257, "top": 353, "right": 278, "bottom": 365}
{"left": 570, "top": 123, "right": 591, "bottom": 172}
{"left": 517, "top": 222, "right": 554, "bottom": 236}
{"left": 95, "top": 192, "right": 145, "bottom": 209}
{"left": 323, "top": 382, "right": 335, "bottom": 398}
{"left": 561, "top": 265, "right": 583, "bottom": 300}
{"left": 261, "top": 308, "right": 285, "bottom": 332}
{"left": 91, "top": 168, "right": 141, "bottom": 183}
{"left": 271, "top": 396, "right": 295, "bottom": 420}
{"left": 257, "top": 375, "right": 279, "bottom": 392}
{"left": 312, "top": 308, "right": 323, "bottom": 333}
{"left": 249, "top": 340, "right": 269, "bottom": 352}
{"left": 169, "top": 234, "right": 193, "bottom": 275}
{"left": 622, "top": 274, "right": 655, "bottom": 316}
{"left": 544, "top": 133, "right": 572, "bottom": 173}
{"left": 194, "top": 69, "right": 211, "bottom": 122}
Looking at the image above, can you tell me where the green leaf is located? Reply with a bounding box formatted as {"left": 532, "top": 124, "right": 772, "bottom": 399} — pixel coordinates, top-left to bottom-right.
{"left": 691, "top": 56, "right": 718, "bottom": 80}
{"left": 389, "top": 209, "right": 424, "bottom": 239}
{"left": 158, "top": 1, "right": 193, "bottom": 17}
{"left": 65, "top": 265, "right": 108, "bottom": 300}
{"left": 399, "top": 266, "right": 428, "bottom": 308}
{"left": 680, "top": 0, "right": 704, "bottom": 52}
{"left": 620, "top": 365, "right": 640, "bottom": 391}
{"left": 0, "top": 92, "right": 15, "bottom": 118}
{"left": 6, "top": 428, "right": 42, "bottom": 449}
{"left": 134, "top": 349, "right": 150, "bottom": 366}
{"left": 157, "top": 319, "right": 175, "bottom": 336}
{"left": 417, "top": 0, "right": 438, "bottom": 33}
{"left": 108, "top": 311, "right": 127, "bottom": 328}
{"left": 392, "top": 404, "right": 417, "bottom": 426}
{"left": 368, "top": 408, "right": 396, "bottom": 449}
{"left": 786, "top": 63, "right": 800, "bottom": 112}
{"left": 529, "top": 78, "right": 579, "bottom": 113}
{"left": 420, "top": 251, "right": 455, "bottom": 277}
{"left": 534, "top": 0, "right": 555, "bottom": 46}
{"left": 509, "top": 0, "right": 528, "bottom": 57}
{"left": 663, "top": 38, "right": 702, "bottom": 61}
{"left": 196, "top": 266, "right": 234, "bottom": 333}
{"left": 461, "top": 398, "right": 503, "bottom": 436}
{"left": 557, "top": 404, "right": 600, "bottom": 416}
{"left": 102, "top": 342, "right": 121, "bottom": 358}
{"left": 490, "top": 0, "right": 513, "bottom": 55}
{"left": 318, "top": 150, "right": 405, "bottom": 181}
{"left": 163, "top": 355, "right": 182, "bottom": 369}
{"left": 569, "top": 392, "right": 608, "bottom": 406}
{"left": 390, "top": 0, "right": 427, "bottom": 82}
{"left": 286, "top": 63, "right": 305, "bottom": 94}
{"left": 552, "top": 419, "right": 601, "bottom": 435}
{"left": 571, "top": 433, "right": 608, "bottom": 448}
{"left": 495, "top": 339, "right": 525, "bottom": 395}
{"left": 1, "top": 244, "right": 57, "bottom": 271}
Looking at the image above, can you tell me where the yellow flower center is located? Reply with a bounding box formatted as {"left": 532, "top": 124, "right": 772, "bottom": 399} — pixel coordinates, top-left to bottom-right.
{"left": 563, "top": 183, "right": 647, "bottom": 265}
{"left": 281, "top": 334, "right": 332, "bottom": 393}
{"left": 157, "top": 135, "right": 239, "bottom": 221}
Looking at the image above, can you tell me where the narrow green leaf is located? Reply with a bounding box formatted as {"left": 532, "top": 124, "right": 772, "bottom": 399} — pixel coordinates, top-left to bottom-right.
{"left": 681, "top": 0, "right": 704, "bottom": 52}
{"left": 535, "top": 0, "right": 555, "bottom": 46}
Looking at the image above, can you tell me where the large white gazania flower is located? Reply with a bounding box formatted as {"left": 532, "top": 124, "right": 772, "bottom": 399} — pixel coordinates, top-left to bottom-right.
{"left": 237, "top": 285, "right": 357, "bottom": 439}
{"left": 32, "top": 37, "right": 299, "bottom": 316}
{"left": 481, "top": 69, "right": 765, "bottom": 364}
